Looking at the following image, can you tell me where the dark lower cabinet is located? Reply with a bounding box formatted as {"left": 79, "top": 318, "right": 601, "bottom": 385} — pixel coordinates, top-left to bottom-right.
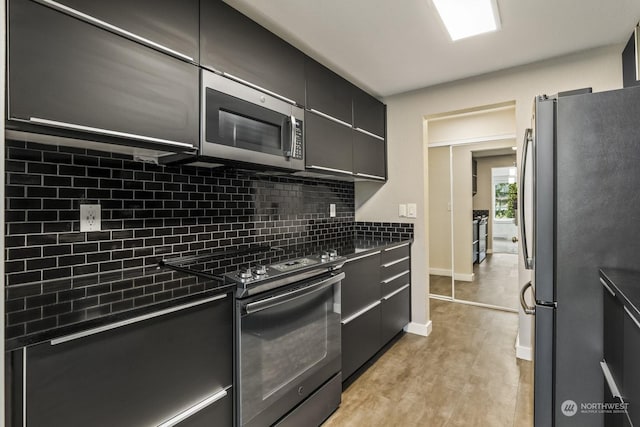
{"left": 380, "top": 287, "right": 411, "bottom": 345}
{"left": 352, "top": 131, "right": 386, "bottom": 180}
{"left": 341, "top": 252, "right": 381, "bottom": 318}
{"left": 341, "top": 303, "right": 381, "bottom": 380}
{"left": 624, "top": 307, "right": 640, "bottom": 425}
{"left": 200, "top": 0, "right": 305, "bottom": 105}
{"left": 40, "top": 0, "right": 199, "bottom": 62}
{"left": 8, "top": 0, "right": 199, "bottom": 152}
{"left": 603, "top": 284, "right": 624, "bottom": 388}
{"left": 305, "top": 111, "right": 353, "bottom": 175}
{"left": 9, "top": 294, "right": 233, "bottom": 427}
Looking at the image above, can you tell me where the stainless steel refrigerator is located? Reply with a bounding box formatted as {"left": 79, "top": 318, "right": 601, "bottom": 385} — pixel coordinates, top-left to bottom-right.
{"left": 519, "top": 85, "right": 640, "bottom": 427}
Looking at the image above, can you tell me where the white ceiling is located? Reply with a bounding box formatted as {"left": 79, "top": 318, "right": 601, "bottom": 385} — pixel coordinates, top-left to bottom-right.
{"left": 225, "top": 0, "right": 640, "bottom": 97}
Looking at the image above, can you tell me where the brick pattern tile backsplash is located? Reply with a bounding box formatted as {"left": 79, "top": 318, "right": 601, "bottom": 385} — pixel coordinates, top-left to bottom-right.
{"left": 5, "top": 140, "right": 356, "bottom": 287}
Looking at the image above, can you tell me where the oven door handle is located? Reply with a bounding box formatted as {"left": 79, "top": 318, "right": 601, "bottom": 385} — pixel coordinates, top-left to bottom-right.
{"left": 244, "top": 272, "right": 345, "bottom": 315}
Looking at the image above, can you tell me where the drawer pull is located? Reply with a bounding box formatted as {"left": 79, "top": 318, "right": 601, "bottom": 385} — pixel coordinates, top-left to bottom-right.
{"left": 307, "top": 165, "right": 354, "bottom": 176}
{"left": 345, "top": 251, "right": 381, "bottom": 263}
{"left": 157, "top": 386, "right": 230, "bottom": 427}
{"left": 381, "top": 270, "right": 410, "bottom": 284}
{"left": 355, "top": 172, "right": 386, "bottom": 180}
{"left": 383, "top": 242, "right": 410, "bottom": 252}
{"left": 354, "top": 127, "right": 385, "bottom": 141}
{"left": 308, "top": 108, "right": 352, "bottom": 128}
{"left": 341, "top": 301, "right": 381, "bottom": 325}
{"left": 223, "top": 72, "right": 296, "bottom": 105}
{"left": 50, "top": 294, "right": 227, "bottom": 345}
{"left": 382, "top": 284, "right": 410, "bottom": 301}
{"left": 36, "top": 0, "right": 194, "bottom": 62}
{"left": 624, "top": 306, "right": 640, "bottom": 331}
{"left": 600, "top": 361, "right": 622, "bottom": 399}
{"left": 599, "top": 277, "right": 616, "bottom": 297}
{"left": 381, "top": 256, "right": 410, "bottom": 268}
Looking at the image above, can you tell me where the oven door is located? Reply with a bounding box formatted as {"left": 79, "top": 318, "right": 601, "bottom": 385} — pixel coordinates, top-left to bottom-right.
{"left": 237, "top": 272, "right": 343, "bottom": 427}
{"left": 201, "top": 70, "right": 305, "bottom": 171}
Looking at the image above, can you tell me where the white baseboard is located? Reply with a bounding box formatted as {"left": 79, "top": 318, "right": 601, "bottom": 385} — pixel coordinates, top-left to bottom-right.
{"left": 404, "top": 320, "right": 432, "bottom": 337}
{"left": 515, "top": 333, "right": 533, "bottom": 361}
{"left": 429, "top": 269, "right": 474, "bottom": 282}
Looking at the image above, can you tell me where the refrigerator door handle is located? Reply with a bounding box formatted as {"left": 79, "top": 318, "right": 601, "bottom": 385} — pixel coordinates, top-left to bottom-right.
{"left": 519, "top": 128, "right": 534, "bottom": 270}
{"left": 520, "top": 281, "right": 536, "bottom": 315}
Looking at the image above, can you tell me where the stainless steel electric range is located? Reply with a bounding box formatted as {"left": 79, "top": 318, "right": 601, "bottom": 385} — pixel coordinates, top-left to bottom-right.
{"left": 162, "top": 246, "right": 346, "bottom": 427}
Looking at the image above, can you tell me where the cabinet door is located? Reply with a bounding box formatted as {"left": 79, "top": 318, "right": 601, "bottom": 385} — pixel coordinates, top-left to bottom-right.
{"left": 353, "top": 130, "right": 386, "bottom": 180}
{"left": 624, "top": 306, "right": 640, "bottom": 426}
{"left": 603, "top": 284, "right": 624, "bottom": 388}
{"left": 305, "top": 58, "right": 353, "bottom": 124}
{"left": 42, "top": 0, "right": 199, "bottom": 62}
{"left": 352, "top": 87, "right": 386, "bottom": 138}
{"left": 380, "top": 286, "right": 411, "bottom": 345}
{"left": 341, "top": 304, "right": 381, "bottom": 380}
{"left": 342, "top": 252, "right": 381, "bottom": 318}
{"left": 200, "top": 0, "right": 305, "bottom": 105}
{"left": 622, "top": 33, "right": 640, "bottom": 88}
{"left": 8, "top": 0, "right": 199, "bottom": 151}
{"left": 305, "top": 111, "right": 353, "bottom": 175}
{"left": 24, "top": 295, "right": 233, "bottom": 427}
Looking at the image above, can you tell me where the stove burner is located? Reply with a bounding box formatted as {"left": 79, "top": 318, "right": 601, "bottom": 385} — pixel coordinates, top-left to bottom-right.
{"left": 238, "top": 268, "right": 253, "bottom": 280}
{"left": 254, "top": 265, "right": 267, "bottom": 275}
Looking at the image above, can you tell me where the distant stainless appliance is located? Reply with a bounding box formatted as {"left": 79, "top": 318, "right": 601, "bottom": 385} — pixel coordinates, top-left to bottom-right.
{"left": 192, "top": 70, "right": 305, "bottom": 171}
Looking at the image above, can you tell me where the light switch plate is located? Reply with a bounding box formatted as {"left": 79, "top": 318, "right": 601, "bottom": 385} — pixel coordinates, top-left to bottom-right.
{"left": 399, "top": 204, "right": 407, "bottom": 217}
{"left": 329, "top": 203, "right": 336, "bottom": 218}
{"left": 80, "top": 204, "right": 101, "bottom": 232}
{"left": 407, "top": 203, "right": 417, "bottom": 218}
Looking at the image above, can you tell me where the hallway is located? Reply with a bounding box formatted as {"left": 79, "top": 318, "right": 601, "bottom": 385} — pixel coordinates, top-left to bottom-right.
{"left": 324, "top": 299, "right": 533, "bottom": 426}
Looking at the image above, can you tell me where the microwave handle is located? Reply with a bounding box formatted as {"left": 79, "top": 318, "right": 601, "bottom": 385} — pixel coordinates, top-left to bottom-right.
{"left": 284, "top": 115, "right": 296, "bottom": 158}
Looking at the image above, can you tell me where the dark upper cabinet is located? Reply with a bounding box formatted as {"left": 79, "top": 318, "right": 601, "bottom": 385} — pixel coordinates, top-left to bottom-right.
{"left": 622, "top": 30, "right": 640, "bottom": 88}
{"left": 200, "top": 0, "right": 305, "bottom": 105}
{"left": 352, "top": 86, "right": 386, "bottom": 138}
{"left": 305, "top": 58, "right": 353, "bottom": 124}
{"left": 7, "top": 0, "right": 199, "bottom": 152}
{"left": 40, "top": 0, "right": 199, "bottom": 62}
{"left": 305, "top": 111, "right": 353, "bottom": 175}
{"left": 353, "top": 131, "right": 386, "bottom": 180}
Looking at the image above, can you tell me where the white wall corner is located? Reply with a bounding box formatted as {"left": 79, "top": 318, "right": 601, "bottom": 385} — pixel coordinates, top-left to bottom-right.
{"left": 515, "top": 332, "right": 533, "bottom": 361}
{"left": 404, "top": 320, "right": 432, "bottom": 337}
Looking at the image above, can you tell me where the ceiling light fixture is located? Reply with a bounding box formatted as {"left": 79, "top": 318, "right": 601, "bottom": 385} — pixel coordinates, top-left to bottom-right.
{"left": 432, "top": 0, "right": 501, "bottom": 41}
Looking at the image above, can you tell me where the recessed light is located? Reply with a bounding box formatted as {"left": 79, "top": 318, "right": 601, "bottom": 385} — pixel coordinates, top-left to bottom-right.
{"left": 432, "top": 0, "right": 501, "bottom": 41}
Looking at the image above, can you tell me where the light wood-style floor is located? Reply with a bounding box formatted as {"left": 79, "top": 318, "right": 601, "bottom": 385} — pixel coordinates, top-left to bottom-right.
{"left": 324, "top": 299, "right": 533, "bottom": 426}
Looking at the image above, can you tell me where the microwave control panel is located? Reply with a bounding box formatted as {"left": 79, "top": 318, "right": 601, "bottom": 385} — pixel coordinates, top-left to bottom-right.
{"left": 292, "top": 120, "right": 303, "bottom": 159}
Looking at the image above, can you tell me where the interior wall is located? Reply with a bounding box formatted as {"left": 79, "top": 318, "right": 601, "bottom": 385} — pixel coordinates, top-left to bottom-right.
{"left": 429, "top": 105, "right": 515, "bottom": 144}
{"left": 474, "top": 154, "right": 517, "bottom": 252}
{"left": 356, "top": 44, "right": 624, "bottom": 348}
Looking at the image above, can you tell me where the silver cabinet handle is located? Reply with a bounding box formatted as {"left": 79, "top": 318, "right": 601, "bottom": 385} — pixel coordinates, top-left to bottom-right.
{"left": 354, "top": 127, "right": 385, "bottom": 141}
{"left": 600, "top": 361, "right": 622, "bottom": 399}
{"left": 157, "top": 386, "right": 230, "bottom": 427}
{"left": 308, "top": 109, "right": 352, "bottom": 128}
{"left": 341, "top": 300, "right": 381, "bottom": 325}
{"left": 384, "top": 242, "right": 410, "bottom": 252}
{"left": 624, "top": 306, "right": 640, "bottom": 330}
{"left": 223, "top": 72, "right": 297, "bottom": 105}
{"left": 382, "top": 284, "right": 410, "bottom": 301}
{"left": 381, "top": 256, "right": 409, "bottom": 268}
{"left": 307, "top": 165, "right": 354, "bottom": 175}
{"left": 520, "top": 128, "right": 533, "bottom": 270}
{"left": 520, "top": 281, "right": 535, "bottom": 315}
{"left": 29, "top": 117, "right": 196, "bottom": 150}
{"left": 50, "top": 294, "right": 227, "bottom": 345}
{"left": 381, "top": 270, "right": 410, "bottom": 284}
{"left": 36, "top": 0, "right": 194, "bottom": 62}
{"left": 345, "top": 251, "right": 381, "bottom": 263}
{"left": 355, "top": 172, "right": 386, "bottom": 180}
{"left": 599, "top": 277, "right": 616, "bottom": 297}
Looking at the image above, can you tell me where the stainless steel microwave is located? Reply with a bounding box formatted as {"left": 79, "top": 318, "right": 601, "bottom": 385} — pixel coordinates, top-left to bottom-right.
{"left": 199, "top": 70, "right": 305, "bottom": 171}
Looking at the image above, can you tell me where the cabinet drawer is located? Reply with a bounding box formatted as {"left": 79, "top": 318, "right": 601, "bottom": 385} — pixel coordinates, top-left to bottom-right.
{"left": 380, "top": 286, "right": 410, "bottom": 346}
{"left": 342, "top": 252, "right": 381, "bottom": 318}
{"left": 381, "top": 243, "right": 410, "bottom": 265}
{"left": 341, "top": 303, "right": 381, "bottom": 380}
{"left": 175, "top": 387, "right": 233, "bottom": 427}
{"left": 8, "top": 0, "right": 199, "bottom": 151}
{"left": 381, "top": 257, "right": 410, "bottom": 281}
{"left": 23, "top": 295, "right": 233, "bottom": 427}
{"left": 381, "top": 269, "right": 411, "bottom": 297}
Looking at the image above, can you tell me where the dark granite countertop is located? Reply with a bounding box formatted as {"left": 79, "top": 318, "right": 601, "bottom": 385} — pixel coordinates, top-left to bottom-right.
{"left": 600, "top": 268, "right": 640, "bottom": 318}
{"left": 5, "top": 236, "right": 412, "bottom": 351}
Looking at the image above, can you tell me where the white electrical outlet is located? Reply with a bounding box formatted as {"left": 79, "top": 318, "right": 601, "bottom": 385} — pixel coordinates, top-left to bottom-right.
{"left": 407, "top": 203, "right": 417, "bottom": 218}
{"left": 80, "top": 204, "right": 101, "bottom": 232}
{"left": 399, "top": 204, "right": 407, "bottom": 217}
{"left": 329, "top": 203, "right": 336, "bottom": 218}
